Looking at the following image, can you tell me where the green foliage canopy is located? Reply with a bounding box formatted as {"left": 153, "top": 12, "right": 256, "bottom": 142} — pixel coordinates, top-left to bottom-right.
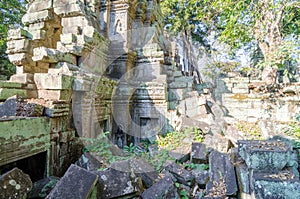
{"left": 161, "top": 0, "right": 300, "bottom": 70}
{"left": 0, "top": 0, "right": 26, "bottom": 79}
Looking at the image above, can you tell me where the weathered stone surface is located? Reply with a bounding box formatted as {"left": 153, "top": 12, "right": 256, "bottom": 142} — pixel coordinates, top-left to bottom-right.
{"left": 6, "top": 39, "right": 31, "bottom": 54}
{"left": 22, "top": 10, "right": 54, "bottom": 25}
{"left": 0, "top": 95, "right": 18, "bottom": 117}
{"left": 164, "top": 161, "right": 194, "bottom": 186}
{"left": 47, "top": 164, "right": 98, "bottom": 199}
{"left": 191, "top": 142, "right": 207, "bottom": 164}
{"left": 0, "top": 168, "right": 32, "bottom": 199}
{"left": 54, "top": 4, "right": 85, "bottom": 17}
{"left": 8, "top": 53, "right": 32, "bottom": 66}
{"left": 95, "top": 168, "right": 142, "bottom": 198}
{"left": 32, "top": 47, "right": 77, "bottom": 64}
{"left": 45, "top": 102, "right": 70, "bottom": 117}
{"left": 0, "top": 88, "right": 27, "bottom": 100}
{"left": 28, "top": 176, "right": 60, "bottom": 199}
{"left": 168, "top": 145, "right": 191, "bottom": 163}
{"left": 253, "top": 171, "right": 300, "bottom": 199}
{"left": 238, "top": 140, "right": 293, "bottom": 171}
{"left": 207, "top": 151, "right": 238, "bottom": 196}
{"left": 27, "top": 0, "right": 53, "bottom": 13}
{"left": 72, "top": 78, "right": 92, "bottom": 91}
{"left": 38, "top": 90, "right": 72, "bottom": 101}
{"left": 192, "top": 169, "right": 209, "bottom": 189}
{"left": 0, "top": 117, "right": 50, "bottom": 166}
{"left": 110, "top": 158, "right": 159, "bottom": 188}
{"left": 141, "top": 174, "right": 178, "bottom": 199}
{"left": 7, "top": 28, "right": 32, "bottom": 40}
{"left": 34, "top": 73, "right": 73, "bottom": 90}
{"left": 75, "top": 152, "right": 103, "bottom": 172}
{"left": 10, "top": 73, "right": 34, "bottom": 84}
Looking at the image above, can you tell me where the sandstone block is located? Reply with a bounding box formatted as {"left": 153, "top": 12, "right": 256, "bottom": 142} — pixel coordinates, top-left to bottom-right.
{"left": 22, "top": 10, "right": 54, "bottom": 25}
{"left": 53, "top": 0, "right": 81, "bottom": 7}
{"left": 141, "top": 174, "right": 178, "bottom": 199}
{"left": 206, "top": 151, "right": 238, "bottom": 196}
{"left": 30, "top": 29, "right": 47, "bottom": 40}
{"left": 34, "top": 73, "right": 73, "bottom": 90}
{"left": 73, "top": 78, "right": 92, "bottom": 91}
{"left": 0, "top": 117, "right": 50, "bottom": 166}
{"left": 6, "top": 39, "right": 31, "bottom": 54}
{"left": 191, "top": 142, "right": 207, "bottom": 164}
{"left": 96, "top": 168, "right": 142, "bottom": 198}
{"left": 164, "top": 161, "right": 194, "bottom": 186}
{"left": 28, "top": 22, "right": 46, "bottom": 30}
{"left": 15, "top": 65, "right": 35, "bottom": 74}
{"left": 32, "top": 47, "right": 77, "bottom": 64}
{"left": 27, "top": 0, "right": 53, "bottom": 13}
{"left": 60, "top": 33, "right": 77, "bottom": 44}
{"left": 10, "top": 73, "right": 34, "bottom": 84}
{"left": 38, "top": 90, "right": 72, "bottom": 101}
{"left": 7, "top": 28, "right": 32, "bottom": 40}
{"left": 238, "top": 140, "right": 294, "bottom": 172}
{"left": 54, "top": 4, "right": 85, "bottom": 17}
{"left": 0, "top": 88, "right": 27, "bottom": 100}
{"left": 56, "top": 62, "right": 79, "bottom": 71}
{"left": 0, "top": 168, "right": 32, "bottom": 199}
{"left": 8, "top": 53, "right": 32, "bottom": 66}
{"left": 47, "top": 164, "right": 98, "bottom": 199}
{"left": 0, "top": 96, "right": 18, "bottom": 117}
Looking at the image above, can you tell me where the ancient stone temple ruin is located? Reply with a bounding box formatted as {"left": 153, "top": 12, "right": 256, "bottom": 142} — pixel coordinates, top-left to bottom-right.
{"left": 0, "top": 0, "right": 300, "bottom": 199}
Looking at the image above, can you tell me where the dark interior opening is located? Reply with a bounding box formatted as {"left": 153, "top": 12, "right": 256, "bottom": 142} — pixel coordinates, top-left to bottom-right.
{"left": 0, "top": 152, "right": 47, "bottom": 182}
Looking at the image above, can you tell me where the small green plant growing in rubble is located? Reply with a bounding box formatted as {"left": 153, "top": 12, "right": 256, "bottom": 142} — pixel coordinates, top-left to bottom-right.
{"left": 285, "top": 123, "right": 300, "bottom": 139}
{"left": 81, "top": 132, "right": 120, "bottom": 168}
{"left": 157, "top": 126, "right": 206, "bottom": 150}
{"left": 235, "top": 121, "right": 263, "bottom": 140}
{"left": 183, "top": 162, "right": 209, "bottom": 171}
{"left": 123, "top": 143, "right": 136, "bottom": 154}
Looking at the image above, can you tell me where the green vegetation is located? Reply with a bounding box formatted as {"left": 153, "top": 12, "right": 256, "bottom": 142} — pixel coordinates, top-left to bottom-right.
{"left": 157, "top": 127, "right": 206, "bottom": 150}
{"left": 0, "top": 0, "right": 27, "bottom": 79}
{"left": 235, "top": 121, "right": 263, "bottom": 140}
{"left": 81, "top": 127, "right": 207, "bottom": 172}
{"left": 183, "top": 162, "right": 209, "bottom": 171}
{"left": 161, "top": 0, "right": 300, "bottom": 84}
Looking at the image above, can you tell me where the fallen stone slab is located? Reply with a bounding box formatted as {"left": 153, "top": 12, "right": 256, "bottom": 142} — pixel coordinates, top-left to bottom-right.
{"left": 253, "top": 171, "right": 300, "bottom": 199}
{"left": 75, "top": 152, "right": 103, "bottom": 172}
{"left": 46, "top": 164, "right": 98, "bottom": 199}
{"left": 141, "top": 173, "right": 178, "bottom": 199}
{"left": 238, "top": 140, "right": 294, "bottom": 171}
{"left": 206, "top": 151, "right": 238, "bottom": 196}
{"left": 95, "top": 167, "right": 142, "bottom": 198}
{"left": 109, "top": 158, "right": 159, "bottom": 189}
{"left": 168, "top": 145, "right": 191, "bottom": 163}
{"left": 191, "top": 142, "right": 207, "bottom": 164}
{"left": 192, "top": 169, "right": 209, "bottom": 189}
{"left": 0, "top": 95, "right": 18, "bottom": 117}
{"left": 0, "top": 168, "right": 32, "bottom": 199}
{"left": 164, "top": 161, "right": 194, "bottom": 186}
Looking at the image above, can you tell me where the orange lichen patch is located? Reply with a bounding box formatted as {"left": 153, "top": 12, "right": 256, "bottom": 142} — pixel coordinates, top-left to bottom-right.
{"left": 230, "top": 94, "right": 248, "bottom": 100}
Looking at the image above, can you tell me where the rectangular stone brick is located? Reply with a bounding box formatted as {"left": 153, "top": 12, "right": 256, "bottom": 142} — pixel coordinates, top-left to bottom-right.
{"left": 191, "top": 142, "right": 207, "bottom": 164}
{"left": 8, "top": 53, "right": 32, "bottom": 66}
{"left": 22, "top": 10, "right": 54, "bottom": 25}
{"left": 34, "top": 73, "right": 73, "bottom": 90}
{"left": 7, "top": 28, "right": 32, "bottom": 40}
{"left": 38, "top": 89, "right": 72, "bottom": 101}
{"left": 27, "top": 0, "right": 53, "bottom": 13}
{"left": 47, "top": 164, "right": 98, "bottom": 199}
{"left": 6, "top": 39, "right": 31, "bottom": 54}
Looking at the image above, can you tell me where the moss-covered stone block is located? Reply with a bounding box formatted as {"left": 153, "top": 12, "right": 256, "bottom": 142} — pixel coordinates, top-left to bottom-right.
{"left": 0, "top": 88, "right": 27, "bottom": 100}
{"left": 238, "top": 140, "right": 293, "bottom": 171}
{"left": 0, "top": 117, "right": 50, "bottom": 166}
